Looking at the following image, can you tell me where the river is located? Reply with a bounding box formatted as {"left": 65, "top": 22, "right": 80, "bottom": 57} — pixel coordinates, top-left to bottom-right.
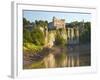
{"left": 23, "top": 44, "right": 90, "bottom": 69}
{"left": 42, "top": 44, "right": 90, "bottom": 68}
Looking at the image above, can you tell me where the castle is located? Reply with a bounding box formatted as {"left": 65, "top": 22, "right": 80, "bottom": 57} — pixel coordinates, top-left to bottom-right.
{"left": 48, "top": 16, "right": 65, "bottom": 29}
{"left": 48, "top": 17, "right": 79, "bottom": 46}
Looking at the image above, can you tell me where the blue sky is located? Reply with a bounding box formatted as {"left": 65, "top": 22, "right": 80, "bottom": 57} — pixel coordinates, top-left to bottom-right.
{"left": 23, "top": 10, "right": 91, "bottom": 23}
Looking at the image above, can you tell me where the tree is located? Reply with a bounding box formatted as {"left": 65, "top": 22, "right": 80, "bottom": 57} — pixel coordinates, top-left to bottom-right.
{"left": 35, "top": 20, "right": 48, "bottom": 28}
{"left": 79, "top": 22, "right": 91, "bottom": 44}
{"left": 31, "top": 28, "right": 45, "bottom": 46}
{"left": 23, "top": 29, "right": 32, "bottom": 43}
{"left": 54, "top": 31, "right": 66, "bottom": 46}
{"left": 23, "top": 18, "right": 30, "bottom": 26}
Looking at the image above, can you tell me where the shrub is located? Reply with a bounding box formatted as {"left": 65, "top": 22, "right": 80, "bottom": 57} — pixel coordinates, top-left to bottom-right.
{"left": 23, "top": 43, "right": 42, "bottom": 53}
{"left": 55, "top": 32, "right": 66, "bottom": 46}
{"left": 23, "top": 29, "right": 32, "bottom": 43}
{"left": 31, "top": 28, "right": 45, "bottom": 46}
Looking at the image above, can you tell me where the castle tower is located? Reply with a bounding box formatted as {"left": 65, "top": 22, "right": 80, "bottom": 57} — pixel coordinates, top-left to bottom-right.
{"left": 52, "top": 16, "right": 65, "bottom": 29}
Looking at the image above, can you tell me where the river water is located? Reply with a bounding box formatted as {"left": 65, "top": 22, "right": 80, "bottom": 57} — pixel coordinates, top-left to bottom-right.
{"left": 42, "top": 44, "right": 90, "bottom": 68}
{"left": 23, "top": 44, "right": 90, "bottom": 69}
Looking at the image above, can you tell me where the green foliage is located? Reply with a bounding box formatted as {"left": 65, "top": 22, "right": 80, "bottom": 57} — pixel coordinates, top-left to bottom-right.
{"left": 23, "top": 43, "right": 42, "bottom": 53}
{"left": 35, "top": 20, "right": 48, "bottom": 28}
{"left": 55, "top": 31, "right": 66, "bottom": 46}
{"left": 23, "top": 29, "right": 32, "bottom": 43}
{"left": 23, "top": 18, "right": 48, "bottom": 46}
{"left": 79, "top": 22, "right": 91, "bottom": 44}
{"left": 23, "top": 18, "right": 30, "bottom": 26}
{"left": 31, "top": 28, "right": 45, "bottom": 46}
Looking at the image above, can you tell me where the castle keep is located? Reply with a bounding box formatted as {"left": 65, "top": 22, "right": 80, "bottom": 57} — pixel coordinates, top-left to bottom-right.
{"left": 48, "top": 17, "right": 65, "bottom": 29}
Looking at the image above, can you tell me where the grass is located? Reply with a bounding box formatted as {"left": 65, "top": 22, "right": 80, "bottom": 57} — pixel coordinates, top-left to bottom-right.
{"left": 23, "top": 43, "right": 43, "bottom": 54}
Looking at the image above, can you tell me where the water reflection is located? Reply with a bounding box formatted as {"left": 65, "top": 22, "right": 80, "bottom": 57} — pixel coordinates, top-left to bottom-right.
{"left": 23, "top": 44, "right": 90, "bottom": 69}
{"left": 41, "top": 44, "right": 90, "bottom": 68}
{"left": 43, "top": 53, "right": 56, "bottom": 68}
{"left": 67, "top": 44, "right": 80, "bottom": 67}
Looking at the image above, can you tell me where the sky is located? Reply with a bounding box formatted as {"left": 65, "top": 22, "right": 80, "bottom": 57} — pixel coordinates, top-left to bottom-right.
{"left": 23, "top": 10, "right": 91, "bottom": 23}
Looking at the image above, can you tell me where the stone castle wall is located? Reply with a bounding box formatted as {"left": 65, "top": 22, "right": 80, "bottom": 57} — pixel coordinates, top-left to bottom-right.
{"left": 53, "top": 17, "right": 65, "bottom": 29}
